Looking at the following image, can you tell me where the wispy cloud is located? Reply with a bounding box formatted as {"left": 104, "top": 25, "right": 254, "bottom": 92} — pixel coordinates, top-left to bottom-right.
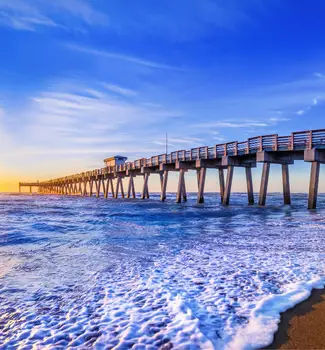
{"left": 66, "top": 43, "right": 182, "bottom": 70}
{"left": 0, "top": 79, "right": 185, "bottom": 178}
{"left": 0, "top": 0, "right": 108, "bottom": 31}
{"left": 314, "top": 72, "right": 325, "bottom": 79}
{"left": 194, "top": 120, "right": 269, "bottom": 128}
{"left": 152, "top": 136, "right": 203, "bottom": 148}
{"left": 5, "top": 80, "right": 183, "bottom": 157}
{"left": 295, "top": 96, "right": 322, "bottom": 116}
{"left": 101, "top": 83, "right": 137, "bottom": 97}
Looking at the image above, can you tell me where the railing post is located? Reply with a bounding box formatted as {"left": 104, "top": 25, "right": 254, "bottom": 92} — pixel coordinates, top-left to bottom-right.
{"left": 274, "top": 134, "right": 278, "bottom": 151}
{"left": 290, "top": 133, "right": 294, "bottom": 150}
{"left": 308, "top": 130, "right": 313, "bottom": 150}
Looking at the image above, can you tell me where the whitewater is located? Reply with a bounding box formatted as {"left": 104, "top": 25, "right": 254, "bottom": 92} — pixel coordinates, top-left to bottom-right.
{"left": 0, "top": 193, "right": 324, "bottom": 349}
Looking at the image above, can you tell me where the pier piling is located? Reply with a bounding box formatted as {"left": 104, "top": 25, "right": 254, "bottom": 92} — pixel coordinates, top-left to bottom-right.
{"left": 258, "top": 163, "right": 270, "bottom": 206}
{"left": 245, "top": 167, "right": 254, "bottom": 205}
{"left": 282, "top": 164, "right": 291, "bottom": 205}
{"left": 142, "top": 173, "right": 150, "bottom": 199}
{"left": 197, "top": 167, "right": 206, "bottom": 204}
{"left": 176, "top": 169, "right": 186, "bottom": 203}
{"left": 218, "top": 168, "right": 225, "bottom": 203}
{"left": 160, "top": 170, "right": 168, "bottom": 201}
{"left": 223, "top": 165, "right": 234, "bottom": 206}
{"left": 308, "top": 162, "right": 320, "bottom": 209}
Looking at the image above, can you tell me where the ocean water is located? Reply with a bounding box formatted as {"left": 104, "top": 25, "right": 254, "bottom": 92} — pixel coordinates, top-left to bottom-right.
{"left": 0, "top": 193, "right": 324, "bottom": 350}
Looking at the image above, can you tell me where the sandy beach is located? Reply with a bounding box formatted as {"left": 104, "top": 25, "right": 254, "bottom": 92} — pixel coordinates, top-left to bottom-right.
{"left": 266, "top": 288, "right": 325, "bottom": 349}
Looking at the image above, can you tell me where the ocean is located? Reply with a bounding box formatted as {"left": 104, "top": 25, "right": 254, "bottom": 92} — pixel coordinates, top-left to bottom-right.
{"left": 0, "top": 193, "right": 324, "bottom": 349}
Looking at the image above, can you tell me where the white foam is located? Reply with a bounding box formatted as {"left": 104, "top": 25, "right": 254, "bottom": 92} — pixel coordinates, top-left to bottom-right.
{"left": 226, "top": 278, "right": 325, "bottom": 350}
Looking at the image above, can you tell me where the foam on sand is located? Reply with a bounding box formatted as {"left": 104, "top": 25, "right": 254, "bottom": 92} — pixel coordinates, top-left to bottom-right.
{"left": 227, "top": 278, "right": 325, "bottom": 350}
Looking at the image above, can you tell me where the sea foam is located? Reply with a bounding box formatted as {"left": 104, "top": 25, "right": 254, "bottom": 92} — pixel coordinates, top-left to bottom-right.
{"left": 227, "top": 277, "right": 325, "bottom": 349}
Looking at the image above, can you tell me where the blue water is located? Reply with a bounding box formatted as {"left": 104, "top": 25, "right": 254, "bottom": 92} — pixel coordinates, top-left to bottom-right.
{"left": 0, "top": 193, "right": 324, "bottom": 349}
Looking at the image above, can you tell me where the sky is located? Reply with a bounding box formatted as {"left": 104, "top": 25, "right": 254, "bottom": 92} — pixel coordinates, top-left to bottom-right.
{"left": 1, "top": 0, "right": 325, "bottom": 193}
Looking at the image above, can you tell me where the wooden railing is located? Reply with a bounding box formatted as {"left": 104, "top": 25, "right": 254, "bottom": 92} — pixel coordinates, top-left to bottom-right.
{"left": 42, "top": 129, "right": 325, "bottom": 184}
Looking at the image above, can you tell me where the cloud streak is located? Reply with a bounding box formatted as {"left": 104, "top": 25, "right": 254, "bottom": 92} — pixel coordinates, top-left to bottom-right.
{"left": 66, "top": 43, "right": 183, "bottom": 71}
{"left": 101, "top": 83, "right": 137, "bottom": 97}
{"left": 193, "top": 121, "right": 269, "bottom": 128}
{"left": 0, "top": 0, "right": 108, "bottom": 31}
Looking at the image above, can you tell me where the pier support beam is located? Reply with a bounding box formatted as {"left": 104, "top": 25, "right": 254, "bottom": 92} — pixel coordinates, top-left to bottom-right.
{"left": 104, "top": 179, "right": 109, "bottom": 198}
{"left": 115, "top": 177, "right": 124, "bottom": 198}
{"left": 218, "top": 168, "right": 225, "bottom": 203}
{"left": 182, "top": 174, "right": 187, "bottom": 202}
{"left": 245, "top": 167, "right": 254, "bottom": 205}
{"left": 197, "top": 167, "right": 206, "bottom": 204}
{"left": 109, "top": 178, "right": 115, "bottom": 198}
{"left": 95, "top": 179, "right": 101, "bottom": 198}
{"left": 101, "top": 179, "right": 105, "bottom": 197}
{"left": 308, "top": 162, "right": 320, "bottom": 209}
{"left": 160, "top": 170, "right": 168, "bottom": 201}
{"left": 176, "top": 169, "right": 187, "bottom": 203}
{"left": 222, "top": 166, "right": 234, "bottom": 206}
{"left": 127, "top": 175, "right": 136, "bottom": 199}
{"left": 258, "top": 163, "right": 270, "bottom": 206}
{"left": 114, "top": 178, "right": 119, "bottom": 199}
{"left": 120, "top": 178, "right": 125, "bottom": 198}
{"left": 89, "top": 180, "right": 94, "bottom": 197}
{"left": 141, "top": 173, "right": 150, "bottom": 199}
{"left": 83, "top": 180, "right": 87, "bottom": 196}
{"left": 282, "top": 164, "right": 291, "bottom": 205}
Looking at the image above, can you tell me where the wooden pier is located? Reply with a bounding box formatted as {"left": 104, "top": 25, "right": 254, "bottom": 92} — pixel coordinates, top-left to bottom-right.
{"left": 19, "top": 182, "right": 40, "bottom": 193}
{"left": 21, "top": 129, "right": 325, "bottom": 209}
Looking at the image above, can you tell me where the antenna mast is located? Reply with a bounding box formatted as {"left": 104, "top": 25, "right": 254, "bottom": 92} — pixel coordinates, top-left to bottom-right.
{"left": 165, "top": 132, "right": 168, "bottom": 154}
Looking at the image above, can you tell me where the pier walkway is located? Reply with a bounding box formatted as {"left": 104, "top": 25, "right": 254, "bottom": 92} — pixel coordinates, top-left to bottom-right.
{"left": 20, "top": 129, "right": 325, "bottom": 209}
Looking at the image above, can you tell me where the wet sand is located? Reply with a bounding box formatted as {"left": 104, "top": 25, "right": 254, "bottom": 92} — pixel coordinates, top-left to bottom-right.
{"left": 265, "top": 288, "right": 325, "bottom": 349}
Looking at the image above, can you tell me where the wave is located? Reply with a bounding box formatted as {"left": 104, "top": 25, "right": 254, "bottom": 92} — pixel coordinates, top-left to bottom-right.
{"left": 226, "top": 277, "right": 325, "bottom": 350}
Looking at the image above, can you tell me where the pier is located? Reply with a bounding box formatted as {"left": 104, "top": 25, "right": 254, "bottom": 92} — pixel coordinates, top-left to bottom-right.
{"left": 20, "top": 129, "right": 325, "bottom": 209}
{"left": 19, "top": 182, "right": 40, "bottom": 193}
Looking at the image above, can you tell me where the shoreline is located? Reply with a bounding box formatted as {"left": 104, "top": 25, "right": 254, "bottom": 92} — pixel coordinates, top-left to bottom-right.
{"left": 265, "top": 288, "right": 325, "bottom": 349}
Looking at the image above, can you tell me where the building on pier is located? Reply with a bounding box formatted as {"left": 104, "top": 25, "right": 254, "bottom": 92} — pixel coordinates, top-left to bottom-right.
{"left": 103, "top": 156, "right": 128, "bottom": 167}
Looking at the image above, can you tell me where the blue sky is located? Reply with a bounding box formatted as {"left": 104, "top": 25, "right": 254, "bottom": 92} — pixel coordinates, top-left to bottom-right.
{"left": 1, "top": 0, "right": 325, "bottom": 192}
